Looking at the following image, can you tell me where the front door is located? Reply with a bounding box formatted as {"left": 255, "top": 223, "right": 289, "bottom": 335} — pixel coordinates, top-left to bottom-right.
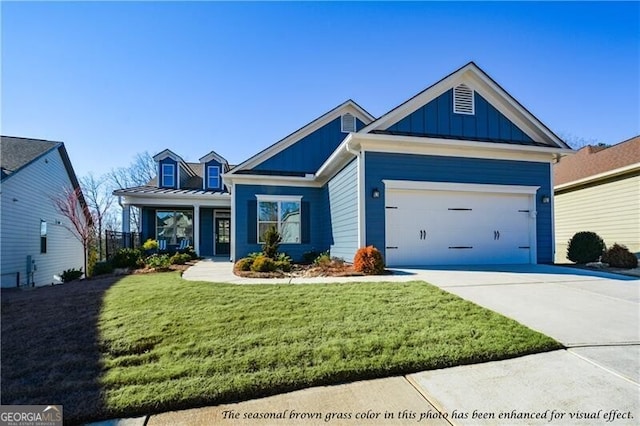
{"left": 215, "top": 218, "right": 230, "bottom": 255}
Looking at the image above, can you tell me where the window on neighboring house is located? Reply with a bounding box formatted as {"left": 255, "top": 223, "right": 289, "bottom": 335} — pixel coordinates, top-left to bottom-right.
{"left": 208, "top": 165, "right": 220, "bottom": 189}
{"left": 162, "top": 164, "right": 175, "bottom": 187}
{"left": 156, "top": 210, "right": 193, "bottom": 245}
{"left": 40, "top": 220, "right": 47, "bottom": 254}
{"left": 257, "top": 196, "right": 301, "bottom": 244}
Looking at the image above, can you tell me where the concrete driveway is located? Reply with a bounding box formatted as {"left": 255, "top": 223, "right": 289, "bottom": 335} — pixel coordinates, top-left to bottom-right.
{"left": 146, "top": 264, "right": 640, "bottom": 425}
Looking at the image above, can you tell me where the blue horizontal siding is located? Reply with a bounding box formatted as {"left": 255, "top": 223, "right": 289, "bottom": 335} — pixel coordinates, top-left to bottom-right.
{"left": 234, "top": 184, "right": 329, "bottom": 261}
{"left": 327, "top": 159, "right": 358, "bottom": 261}
{"left": 252, "top": 117, "right": 366, "bottom": 174}
{"left": 386, "top": 90, "right": 535, "bottom": 144}
{"left": 364, "top": 152, "right": 552, "bottom": 263}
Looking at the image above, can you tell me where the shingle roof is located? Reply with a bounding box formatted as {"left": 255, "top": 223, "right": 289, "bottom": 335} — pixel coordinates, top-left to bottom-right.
{"left": 1, "top": 136, "right": 60, "bottom": 178}
{"left": 554, "top": 135, "right": 640, "bottom": 186}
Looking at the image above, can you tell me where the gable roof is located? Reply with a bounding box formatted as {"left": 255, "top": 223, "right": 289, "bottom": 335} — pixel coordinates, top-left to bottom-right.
{"left": 554, "top": 135, "right": 640, "bottom": 187}
{"left": 1, "top": 135, "right": 61, "bottom": 178}
{"left": 227, "top": 99, "right": 375, "bottom": 175}
{"left": 360, "top": 62, "right": 570, "bottom": 149}
{"left": 1, "top": 135, "right": 92, "bottom": 224}
{"left": 199, "top": 150, "right": 229, "bottom": 166}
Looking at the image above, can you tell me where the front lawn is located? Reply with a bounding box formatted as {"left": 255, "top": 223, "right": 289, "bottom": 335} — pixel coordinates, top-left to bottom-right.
{"left": 1, "top": 273, "right": 562, "bottom": 423}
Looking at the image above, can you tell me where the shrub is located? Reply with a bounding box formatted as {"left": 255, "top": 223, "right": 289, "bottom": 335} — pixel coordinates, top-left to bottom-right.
{"left": 601, "top": 244, "right": 638, "bottom": 269}
{"left": 87, "top": 246, "right": 98, "bottom": 277}
{"left": 247, "top": 252, "right": 263, "bottom": 261}
{"left": 142, "top": 239, "right": 159, "bottom": 251}
{"left": 302, "top": 250, "right": 321, "bottom": 265}
{"left": 567, "top": 231, "right": 606, "bottom": 264}
{"left": 235, "top": 257, "right": 254, "bottom": 271}
{"left": 251, "top": 255, "right": 277, "bottom": 272}
{"left": 146, "top": 254, "right": 171, "bottom": 270}
{"left": 353, "top": 246, "right": 385, "bottom": 275}
{"left": 91, "top": 261, "right": 114, "bottom": 276}
{"left": 261, "top": 226, "right": 281, "bottom": 259}
{"left": 275, "top": 260, "right": 292, "bottom": 272}
{"left": 178, "top": 246, "right": 198, "bottom": 260}
{"left": 61, "top": 268, "right": 83, "bottom": 282}
{"left": 313, "top": 251, "right": 332, "bottom": 267}
{"left": 111, "top": 248, "right": 143, "bottom": 269}
{"left": 169, "top": 253, "right": 192, "bottom": 265}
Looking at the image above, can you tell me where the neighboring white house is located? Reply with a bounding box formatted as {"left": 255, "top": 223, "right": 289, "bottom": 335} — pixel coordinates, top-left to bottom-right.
{"left": 1, "top": 136, "right": 88, "bottom": 287}
{"left": 554, "top": 135, "right": 640, "bottom": 263}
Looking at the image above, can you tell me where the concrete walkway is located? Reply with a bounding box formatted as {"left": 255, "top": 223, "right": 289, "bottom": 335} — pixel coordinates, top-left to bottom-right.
{"left": 95, "top": 263, "right": 639, "bottom": 425}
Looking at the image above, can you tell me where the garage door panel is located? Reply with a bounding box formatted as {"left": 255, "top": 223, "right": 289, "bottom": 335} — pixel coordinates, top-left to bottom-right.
{"left": 385, "top": 188, "right": 533, "bottom": 266}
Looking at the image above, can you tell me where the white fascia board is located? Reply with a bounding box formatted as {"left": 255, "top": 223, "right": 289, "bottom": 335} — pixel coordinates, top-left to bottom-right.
{"left": 199, "top": 150, "right": 229, "bottom": 165}
{"left": 382, "top": 180, "right": 540, "bottom": 195}
{"left": 153, "top": 149, "right": 184, "bottom": 163}
{"left": 316, "top": 133, "right": 357, "bottom": 182}
{"left": 228, "top": 101, "right": 374, "bottom": 175}
{"left": 554, "top": 163, "right": 640, "bottom": 191}
{"left": 352, "top": 133, "right": 571, "bottom": 163}
{"left": 119, "top": 192, "right": 231, "bottom": 207}
{"left": 223, "top": 174, "right": 321, "bottom": 188}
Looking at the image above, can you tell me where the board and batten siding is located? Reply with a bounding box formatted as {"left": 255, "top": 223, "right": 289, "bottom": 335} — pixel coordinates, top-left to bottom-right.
{"left": 555, "top": 175, "right": 640, "bottom": 262}
{"left": 1, "top": 148, "right": 84, "bottom": 287}
{"left": 326, "top": 159, "right": 358, "bottom": 261}
{"left": 364, "top": 152, "right": 553, "bottom": 263}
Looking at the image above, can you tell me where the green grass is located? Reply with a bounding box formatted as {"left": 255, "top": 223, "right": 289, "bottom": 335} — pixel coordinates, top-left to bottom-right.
{"left": 1, "top": 273, "right": 562, "bottom": 423}
{"left": 98, "top": 274, "right": 561, "bottom": 418}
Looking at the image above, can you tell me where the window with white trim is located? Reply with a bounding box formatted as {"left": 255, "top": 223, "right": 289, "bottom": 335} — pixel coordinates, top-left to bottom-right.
{"left": 207, "top": 165, "right": 220, "bottom": 189}
{"left": 156, "top": 210, "right": 193, "bottom": 245}
{"left": 162, "top": 163, "right": 175, "bottom": 187}
{"left": 257, "top": 196, "right": 301, "bottom": 244}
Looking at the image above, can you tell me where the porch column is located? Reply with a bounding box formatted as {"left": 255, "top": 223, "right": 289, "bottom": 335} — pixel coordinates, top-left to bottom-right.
{"left": 193, "top": 204, "right": 200, "bottom": 255}
{"left": 120, "top": 203, "right": 131, "bottom": 247}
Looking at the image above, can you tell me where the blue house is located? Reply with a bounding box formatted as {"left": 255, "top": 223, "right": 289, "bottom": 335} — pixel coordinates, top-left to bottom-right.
{"left": 114, "top": 63, "right": 571, "bottom": 266}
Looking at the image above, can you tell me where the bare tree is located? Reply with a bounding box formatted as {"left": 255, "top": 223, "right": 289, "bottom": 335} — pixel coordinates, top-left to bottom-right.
{"left": 81, "top": 173, "right": 114, "bottom": 260}
{"left": 51, "top": 186, "right": 94, "bottom": 277}
{"left": 109, "top": 151, "right": 156, "bottom": 232}
{"left": 557, "top": 132, "right": 606, "bottom": 150}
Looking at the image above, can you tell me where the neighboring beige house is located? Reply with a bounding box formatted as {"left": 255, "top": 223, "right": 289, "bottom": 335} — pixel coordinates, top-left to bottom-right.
{"left": 554, "top": 135, "right": 640, "bottom": 263}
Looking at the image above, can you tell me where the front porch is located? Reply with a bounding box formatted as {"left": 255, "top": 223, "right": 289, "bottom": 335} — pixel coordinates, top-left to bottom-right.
{"left": 115, "top": 188, "right": 232, "bottom": 258}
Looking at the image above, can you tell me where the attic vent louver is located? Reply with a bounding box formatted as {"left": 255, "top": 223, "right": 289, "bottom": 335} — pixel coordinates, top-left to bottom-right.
{"left": 453, "top": 83, "right": 474, "bottom": 115}
{"left": 341, "top": 113, "right": 356, "bottom": 133}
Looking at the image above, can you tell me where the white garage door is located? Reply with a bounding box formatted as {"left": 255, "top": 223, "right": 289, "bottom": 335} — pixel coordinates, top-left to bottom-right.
{"left": 384, "top": 184, "right": 536, "bottom": 266}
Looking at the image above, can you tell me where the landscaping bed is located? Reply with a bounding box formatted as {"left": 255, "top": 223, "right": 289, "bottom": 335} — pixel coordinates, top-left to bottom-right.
{"left": 1, "top": 273, "right": 561, "bottom": 424}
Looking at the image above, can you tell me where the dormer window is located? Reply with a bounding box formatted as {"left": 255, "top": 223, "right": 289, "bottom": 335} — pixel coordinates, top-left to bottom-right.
{"left": 208, "top": 165, "right": 220, "bottom": 189}
{"left": 162, "top": 164, "right": 175, "bottom": 187}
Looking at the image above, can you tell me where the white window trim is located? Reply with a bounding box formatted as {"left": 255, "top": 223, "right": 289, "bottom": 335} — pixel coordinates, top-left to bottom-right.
{"left": 208, "top": 165, "right": 220, "bottom": 189}
{"left": 255, "top": 195, "right": 302, "bottom": 244}
{"left": 162, "top": 163, "right": 175, "bottom": 187}
{"left": 155, "top": 209, "right": 194, "bottom": 244}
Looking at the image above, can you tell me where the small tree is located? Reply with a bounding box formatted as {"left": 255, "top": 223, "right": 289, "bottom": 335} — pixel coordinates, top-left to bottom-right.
{"left": 261, "top": 226, "right": 281, "bottom": 259}
{"left": 81, "top": 173, "right": 114, "bottom": 260}
{"left": 567, "top": 231, "right": 606, "bottom": 264}
{"left": 51, "top": 186, "right": 94, "bottom": 277}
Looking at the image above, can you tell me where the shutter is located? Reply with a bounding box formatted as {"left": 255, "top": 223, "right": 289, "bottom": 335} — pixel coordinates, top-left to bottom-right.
{"left": 247, "top": 200, "right": 257, "bottom": 244}
{"left": 301, "top": 201, "right": 310, "bottom": 244}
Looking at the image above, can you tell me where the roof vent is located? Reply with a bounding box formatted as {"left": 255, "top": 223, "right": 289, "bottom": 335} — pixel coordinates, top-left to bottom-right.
{"left": 341, "top": 113, "right": 356, "bottom": 133}
{"left": 453, "top": 83, "right": 474, "bottom": 115}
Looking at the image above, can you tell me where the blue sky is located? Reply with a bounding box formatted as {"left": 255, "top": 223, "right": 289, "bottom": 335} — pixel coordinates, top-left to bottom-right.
{"left": 2, "top": 1, "right": 639, "bottom": 179}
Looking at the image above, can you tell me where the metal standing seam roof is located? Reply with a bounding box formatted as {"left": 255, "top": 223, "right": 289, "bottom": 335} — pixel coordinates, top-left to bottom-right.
{"left": 113, "top": 186, "right": 230, "bottom": 196}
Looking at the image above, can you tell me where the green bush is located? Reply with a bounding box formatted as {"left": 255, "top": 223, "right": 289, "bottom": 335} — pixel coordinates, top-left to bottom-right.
{"left": 111, "top": 248, "right": 143, "bottom": 269}
{"left": 146, "top": 254, "right": 171, "bottom": 270}
{"left": 275, "top": 260, "right": 292, "bottom": 272}
{"left": 354, "top": 246, "right": 385, "bottom": 275}
{"left": 178, "top": 246, "right": 198, "bottom": 260}
{"left": 87, "top": 246, "right": 98, "bottom": 277}
{"left": 261, "top": 226, "right": 281, "bottom": 259}
{"left": 313, "top": 251, "right": 331, "bottom": 267}
{"left": 250, "top": 255, "right": 277, "bottom": 272}
{"left": 169, "top": 253, "right": 192, "bottom": 265}
{"left": 235, "top": 257, "right": 254, "bottom": 271}
{"left": 142, "top": 239, "right": 159, "bottom": 251}
{"left": 567, "top": 231, "right": 606, "bottom": 264}
{"left": 601, "top": 244, "right": 638, "bottom": 269}
{"left": 61, "top": 268, "right": 83, "bottom": 282}
{"left": 91, "top": 261, "right": 114, "bottom": 276}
